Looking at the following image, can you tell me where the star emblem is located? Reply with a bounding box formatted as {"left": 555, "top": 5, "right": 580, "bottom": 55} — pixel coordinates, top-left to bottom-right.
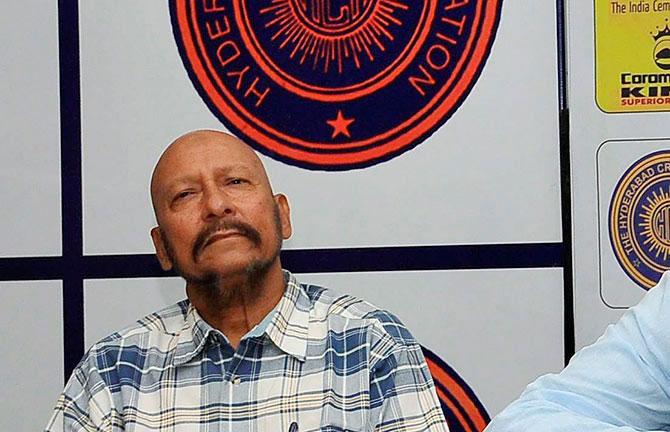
{"left": 326, "top": 110, "right": 355, "bottom": 139}
{"left": 633, "top": 259, "right": 641, "bottom": 268}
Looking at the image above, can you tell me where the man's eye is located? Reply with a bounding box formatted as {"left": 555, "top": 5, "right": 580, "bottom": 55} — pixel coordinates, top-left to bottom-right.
{"left": 228, "top": 178, "right": 246, "bottom": 185}
{"left": 174, "top": 191, "right": 192, "bottom": 201}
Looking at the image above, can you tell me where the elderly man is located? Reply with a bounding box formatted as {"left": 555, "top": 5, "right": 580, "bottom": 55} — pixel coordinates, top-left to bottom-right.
{"left": 46, "top": 130, "right": 448, "bottom": 431}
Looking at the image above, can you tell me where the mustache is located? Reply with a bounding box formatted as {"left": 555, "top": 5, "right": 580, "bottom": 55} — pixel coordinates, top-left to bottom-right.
{"left": 192, "top": 219, "right": 262, "bottom": 261}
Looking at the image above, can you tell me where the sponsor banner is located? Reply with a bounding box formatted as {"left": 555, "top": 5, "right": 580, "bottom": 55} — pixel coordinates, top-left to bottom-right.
{"left": 598, "top": 139, "right": 670, "bottom": 308}
{"left": 595, "top": 0, "right": 670, "bottom": 112}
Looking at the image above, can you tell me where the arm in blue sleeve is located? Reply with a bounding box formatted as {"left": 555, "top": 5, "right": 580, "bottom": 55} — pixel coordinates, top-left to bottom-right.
{"left": 486, "top": 272, "right": 670, "bottom": 432}
{"left": 44, "top": 349, "right": 121, "bottom": 432}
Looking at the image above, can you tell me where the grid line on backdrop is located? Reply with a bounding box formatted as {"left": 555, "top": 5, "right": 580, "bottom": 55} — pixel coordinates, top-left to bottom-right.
{"left": 555, "top": 0, "right": 575, "bottom": 366}
{"left": 0, "top": 0, "right": 571, "bottom": 381}
{"left": 58, "top": 0, "right": 85, "bottom": 380}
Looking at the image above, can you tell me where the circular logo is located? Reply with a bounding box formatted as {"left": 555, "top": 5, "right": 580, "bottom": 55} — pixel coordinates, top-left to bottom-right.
{"left": 609, "top": 150, "right": 670, "bottom": 289}
{"left": 653, "top": 21, "right": 670, "bottom": 70}
{"left": 422, "top": 346, "right": 490, "bottom": 431}
{"left": 654, "top": 38, "right": 670, "bottom": 70}
{"left": 170, "top": 0, "right": 502, "bottom": 170}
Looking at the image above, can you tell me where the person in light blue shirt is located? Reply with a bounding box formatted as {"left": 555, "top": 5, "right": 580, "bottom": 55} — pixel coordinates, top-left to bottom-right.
{"left": 486, "top": 271, "right": 670, "bottom": 432}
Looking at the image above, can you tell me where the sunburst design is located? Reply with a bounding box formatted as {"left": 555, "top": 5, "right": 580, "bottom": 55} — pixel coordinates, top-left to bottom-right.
{"left": 638, "top": 186, "right": 670, "bottom": 260}
{"left": 259, "top": 0, "right": 409, "bottom": 73}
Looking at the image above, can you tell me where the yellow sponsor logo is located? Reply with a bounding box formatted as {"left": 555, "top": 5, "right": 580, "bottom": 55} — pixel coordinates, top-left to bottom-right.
{"left": 596, "top": 0, "right": 670, "bottom": 112}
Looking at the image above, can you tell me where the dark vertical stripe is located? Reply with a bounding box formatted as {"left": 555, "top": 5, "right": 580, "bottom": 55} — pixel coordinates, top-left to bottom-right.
{"left": 62, "top": 279, "right": 84, "bottom": 375}
{"left": 58, "top": 0, "right": 85, "bottom": 381}
{"left": 556, "top": 0, "right": 575, "bottom": 365}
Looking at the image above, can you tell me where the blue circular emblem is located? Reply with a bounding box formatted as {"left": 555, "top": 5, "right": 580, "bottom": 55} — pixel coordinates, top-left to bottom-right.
{"left": 170, "top": 0, "right": 502, "bottom": 170}
{"left": 609, "top": 150, "right": 670, "bottom": 289}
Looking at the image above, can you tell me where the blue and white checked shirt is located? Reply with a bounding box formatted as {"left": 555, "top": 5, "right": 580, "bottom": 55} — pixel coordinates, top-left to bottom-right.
{"left": 46, "top": 271, "right": 448, "bottom": 431}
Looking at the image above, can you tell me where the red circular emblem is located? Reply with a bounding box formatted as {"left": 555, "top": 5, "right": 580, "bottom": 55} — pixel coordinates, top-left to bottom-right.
{"left": 423, "top": 346, "right": 490, "bottom": 431}
{"left": 171, "top": 0, "right": 502, "bottom": 170}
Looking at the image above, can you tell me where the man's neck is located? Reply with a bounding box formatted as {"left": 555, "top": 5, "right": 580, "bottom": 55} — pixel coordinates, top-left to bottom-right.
{"left": 186, "top": 264, "right": 286, "bottom": 349}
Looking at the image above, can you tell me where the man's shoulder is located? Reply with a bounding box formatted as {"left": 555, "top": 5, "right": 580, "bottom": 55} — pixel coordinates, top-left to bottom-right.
{"left": 70, "top": 300, "right": 190, "bottom": 389}
{"left": 301, "top": 283, "right": 417, "bottom": 347}
{"left": 87, "top": 300, "right": 190, "bottom": 357}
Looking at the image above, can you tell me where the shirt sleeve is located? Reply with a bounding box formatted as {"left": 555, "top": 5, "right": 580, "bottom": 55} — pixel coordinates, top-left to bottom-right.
{"left": 368, "top": 322, "right": 450, "bottom": 432}
{"left": 44, "top": 351, "right": 122, "bottom": 432}
{"left": 485, "top": 272, "right": 670, "bottom": 432}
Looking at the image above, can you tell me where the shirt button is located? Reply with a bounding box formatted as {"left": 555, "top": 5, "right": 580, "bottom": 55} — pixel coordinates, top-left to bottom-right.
{"left": 231, "top": 376, "right": 241, "bottom": 385}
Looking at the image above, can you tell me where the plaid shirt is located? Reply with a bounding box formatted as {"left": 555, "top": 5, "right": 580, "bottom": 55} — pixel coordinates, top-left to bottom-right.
{"left": 46, "top": 271, "right": 448, "bottom": 431}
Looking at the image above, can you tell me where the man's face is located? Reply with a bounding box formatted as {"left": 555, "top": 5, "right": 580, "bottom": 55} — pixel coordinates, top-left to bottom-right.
{"left": 150, "top": 133, "right": 292, "bottom": 284}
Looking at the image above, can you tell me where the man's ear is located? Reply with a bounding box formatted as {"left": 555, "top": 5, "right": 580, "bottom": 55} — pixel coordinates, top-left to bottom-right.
{"left": 151, "top": 227, "right": 174, "bottom": 271}
{"left": 274, "top": 194, "right": 292, "bottom": 240}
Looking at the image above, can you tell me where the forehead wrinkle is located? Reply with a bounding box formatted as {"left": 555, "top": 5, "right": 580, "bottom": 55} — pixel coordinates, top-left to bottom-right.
{"left": 214, "top": 164, "right": 259, "bottom": 180}
{"left": 165, "top": 164, "right": 258, "bottom": 194}
{"left": 150, "top": 130, "right": 274, "bottom": 215}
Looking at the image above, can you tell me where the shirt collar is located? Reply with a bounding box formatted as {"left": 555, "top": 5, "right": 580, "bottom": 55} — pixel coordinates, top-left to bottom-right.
{"left": 173, "top": 270, "right": 310, "bottom": 366}
{"left": 173, "top": 305, "right": 216, "bottom": 366}
{"left": 265, "top": 271, "right": 309, "bottom": 362}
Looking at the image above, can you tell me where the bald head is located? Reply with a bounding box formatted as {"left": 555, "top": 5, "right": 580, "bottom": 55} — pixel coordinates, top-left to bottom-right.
{"left": 148, "top": 129, "right": 292, "bottom": 310}
{"left": 150, "top": 130, "right": 272, "bottom": 218}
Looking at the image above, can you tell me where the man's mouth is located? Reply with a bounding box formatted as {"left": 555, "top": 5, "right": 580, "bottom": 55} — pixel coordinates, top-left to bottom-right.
{"left": 203, "top": 230, "right": 245, "bottom": 248}
{"left": 192, "top": 220, "right": 262, "bottom": 262}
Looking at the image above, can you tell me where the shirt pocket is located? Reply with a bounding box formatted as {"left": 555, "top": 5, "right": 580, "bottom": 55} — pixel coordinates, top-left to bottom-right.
{"left": 318, "top": 396, "right": 368, "bottom": 431}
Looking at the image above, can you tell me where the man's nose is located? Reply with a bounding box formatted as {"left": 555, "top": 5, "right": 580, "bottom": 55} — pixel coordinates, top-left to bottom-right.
{"left": 201, "top": 187, "right": 234, "bottom": 219}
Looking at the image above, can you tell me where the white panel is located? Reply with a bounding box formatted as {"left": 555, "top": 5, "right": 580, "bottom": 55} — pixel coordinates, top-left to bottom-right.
{"left": 80, "top": 0, "right": 561, "bottom": 255}
{"left": 0, "top": 281, "right": 64, "bottom": 431}
{"left": 84, "top": 277, "right": 186, "bottom": 347}
{"left": 79, "top": 0, "right": 224, "bottom": 256}
{"left": 568, "top": 0, "right": 670, "bottom": 348}
{"left": 298, "top": 269, "right": 565, "bottom": 417}
{"left": 0, "top": 3, "right": 61, "bottom": 257}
